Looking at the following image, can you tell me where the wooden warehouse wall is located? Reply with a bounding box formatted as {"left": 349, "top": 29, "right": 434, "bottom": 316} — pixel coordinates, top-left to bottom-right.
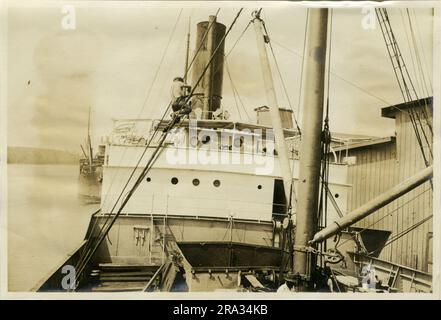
{"left": 346, "top": 104, "right": 433, "bottom": 272}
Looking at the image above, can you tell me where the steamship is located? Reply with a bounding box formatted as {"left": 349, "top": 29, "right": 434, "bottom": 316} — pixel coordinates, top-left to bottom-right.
{"left": 35, "top": 9, "right": 433, "bottom": 293}
{"left": 78, "top": 144, "right": 105, "bottom": 203}
{"left": 78, "top": 108, "right": 105, "bottom": 203}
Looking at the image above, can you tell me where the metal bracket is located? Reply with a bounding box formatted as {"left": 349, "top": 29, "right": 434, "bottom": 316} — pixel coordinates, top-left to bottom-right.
{"left": 133, "top": 225, "right": 149, "bottom": 246}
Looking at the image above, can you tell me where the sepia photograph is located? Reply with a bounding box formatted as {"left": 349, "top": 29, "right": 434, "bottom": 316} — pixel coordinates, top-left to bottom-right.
{"left": 0, "top": 0, "right": 439, "bottom": 299}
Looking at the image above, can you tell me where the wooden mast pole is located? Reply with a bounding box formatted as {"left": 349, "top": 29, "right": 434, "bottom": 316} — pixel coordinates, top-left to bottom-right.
{"left": 292, "top": 8, "right": 328, "bottom": 291}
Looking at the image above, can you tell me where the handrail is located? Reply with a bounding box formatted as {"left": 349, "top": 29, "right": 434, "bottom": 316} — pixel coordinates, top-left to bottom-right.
{"left": 142, "top": 263, "right": 165, "bottom": 292}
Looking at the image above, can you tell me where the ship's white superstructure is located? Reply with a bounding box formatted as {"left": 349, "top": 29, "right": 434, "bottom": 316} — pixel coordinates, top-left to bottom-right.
{"left": 100, "top": 118, "right": 350, "bottom": 223}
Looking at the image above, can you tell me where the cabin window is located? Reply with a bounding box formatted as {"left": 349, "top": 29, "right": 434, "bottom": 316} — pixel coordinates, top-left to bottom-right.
{"left": 258, "top": 185, "right": 262, "bottom": 190}
{"left": 171, "top": 177, "right": 179, "bottom": 185}
{"left": 334, "top": 193, "right": 339, "bottom": 198}
{"left": 213, "top": 180, "right": 221, "bottom": 187}
{"left": 192, "top": 179, "right": 200, "bottom": 186}
{"left": 146, "top": 177, "right": 151, "bottom": 182}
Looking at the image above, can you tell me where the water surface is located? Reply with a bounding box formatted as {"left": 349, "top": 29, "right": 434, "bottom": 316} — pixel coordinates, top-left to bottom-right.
{"left": 8, "top": 164, "right": 98, "bottom": 291}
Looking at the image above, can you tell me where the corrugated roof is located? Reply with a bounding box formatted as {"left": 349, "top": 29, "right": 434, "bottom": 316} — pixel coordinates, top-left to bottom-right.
{"left": 381, "top": 96, "right": 432, "bottom": 119}
{"left": 331, "top": 136, "right": 395, "bottom": 152}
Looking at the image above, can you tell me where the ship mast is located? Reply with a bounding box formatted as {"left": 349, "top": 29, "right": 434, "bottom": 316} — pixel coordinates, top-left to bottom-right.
{"left": 252, "top": 11, "right": 293, "bottom": 204}
{"left": 87, "top": 106, "right": 93, "bottom": 166}
{"left": 184, "top": 16, "right": 191, "bottom": 83}
{"left": 253, "top": 10, "right": 297, "bottom": 281}
{"left": 292, "top": 8, "right": 329, "bottom": 291}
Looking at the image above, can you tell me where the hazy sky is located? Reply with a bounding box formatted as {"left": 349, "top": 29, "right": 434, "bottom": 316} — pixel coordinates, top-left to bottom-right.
{"left": 6, "top": 2, "right": 434, "bottom": 152}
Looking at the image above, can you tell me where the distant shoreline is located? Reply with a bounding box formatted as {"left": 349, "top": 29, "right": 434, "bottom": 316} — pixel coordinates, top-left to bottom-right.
{"left": 7, "top": 146, "right": 80, "bottom": 165}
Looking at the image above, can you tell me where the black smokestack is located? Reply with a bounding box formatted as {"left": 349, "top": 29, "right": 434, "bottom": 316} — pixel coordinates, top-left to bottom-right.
{"left": 191, "top": 16, "right": 226, "bottom": 119}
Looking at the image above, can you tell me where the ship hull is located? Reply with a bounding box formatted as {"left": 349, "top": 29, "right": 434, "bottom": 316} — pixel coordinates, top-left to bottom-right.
{"left": 35, "top": 212, "right": 432, "bottom": 293}
{"left": 78, "top": 167, "right": 102, "bottom": 203}
{"left": 35, "top": 213, "right": 283, "bottom": 292}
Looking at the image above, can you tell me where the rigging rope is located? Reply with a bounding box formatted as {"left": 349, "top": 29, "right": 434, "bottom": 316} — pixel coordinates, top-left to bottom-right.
{"left": 260, "top": 13, "right": 302, "bottom": 134}
{"left": 335, "top": 186, "right": 432, "bottom": 250}
{"left": 225, "top": 57, "right": 252, "bottom": 121}
{"left": 81, "top": 8, "right": 185, "bottom": 266}
{"left": 225, "top": 20, "right": 252, "bottom": 58}
{"left": 377, "top": 9, "right": 433, "bottom": 136}
{"left": 406, "top": 9, "right": 432, "bottom": 99}
{"left": 411, "top": 8, "right": 433, "bottom": 92}
{"left": 98, "top": 8, "right": 185, "bottom": 211}
{"left": 400, "top": 9, "right": 433, "bottom": 132}
{"left": 140, "top": 9, "right": 184, "bottom": 115}
{"left": 211, "top": 15, "right": 252, "bottom": 120}
{"left": 405, "top": 9, "right": 434, "bottom": 131}
{"left": 270, "top": 30, "right": 392, "bottom": 106}
{"left": 400, "top": 10, "right": 425, "bottom": 101}
{"left": 375, "top": 8, "right": 433, "bottom": 185}
{"left": 225, "top": 58, "right": 244, "bottom": 120}
{"left": 226, "top": 68, "right": 243, "bottom": 120}
{"left": 84, "top": 8, "right": 222, "bottom": 263}
{"left": 368, "top": 214, "right": 432, "bottom": 256}
{"left": 182, "top": 8, "right": 221, "bottom": 80}
{"left": 73, "top": 8, "right": 245, "bottom": 287}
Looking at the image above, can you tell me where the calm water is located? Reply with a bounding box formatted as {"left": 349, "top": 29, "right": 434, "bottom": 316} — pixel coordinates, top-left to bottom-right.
{"left": 7, "top": 164, "right": 99, "bottom": 292}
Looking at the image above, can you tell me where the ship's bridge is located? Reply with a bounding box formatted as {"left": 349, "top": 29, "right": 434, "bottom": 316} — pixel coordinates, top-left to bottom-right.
{"left": 108, "top": 118, "right": 300, "bottom": 154}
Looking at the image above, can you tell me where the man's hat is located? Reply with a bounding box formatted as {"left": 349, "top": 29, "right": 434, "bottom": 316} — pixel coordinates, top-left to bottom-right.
{"left": 173, "top": 77, "right": 184, "bottom": 82}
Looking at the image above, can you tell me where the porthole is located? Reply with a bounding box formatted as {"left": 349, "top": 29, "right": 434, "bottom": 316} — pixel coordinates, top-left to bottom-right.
{"left": 334, "top": 193, "right": 339, "bottom": 199}
{"left": 189, "top": 136, "right": 199, "bottom": 147}
{"left": 192, "top": 178, "right": 200, "bottom": 186}
{"left": 213, "top": 180, "right": 221, "bottom": 187}
{"left": 146, "top": 177, "right": 151, "bottom": 182}
{"left": 233, "top": 137, "right": 244, "bottom": 148}
{"left": 258, "top": 185, "right": 262, "bottom": 190}
{"left": 201, "top": 135, "right": 211, "bottom": 144}
{"left": 171, "top": 177, "right": 179, "bottom": 185}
